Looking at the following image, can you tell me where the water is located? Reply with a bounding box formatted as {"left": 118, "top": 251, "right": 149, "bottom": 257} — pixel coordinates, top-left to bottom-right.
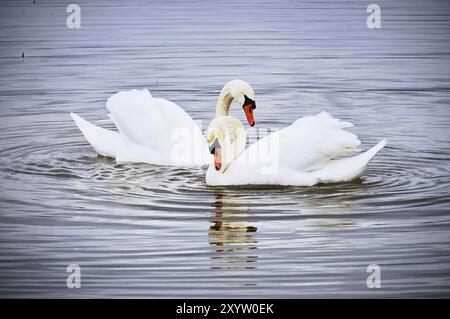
{"left": 0, "top": 0, "right": 449, "bottom": 298}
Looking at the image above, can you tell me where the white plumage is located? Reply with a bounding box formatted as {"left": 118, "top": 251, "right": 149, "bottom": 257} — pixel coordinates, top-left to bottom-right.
{"left": 205, "top": 112, "right": 386, "bottom": 186}
{"left": 70, "top": 83, "right": 387, "bottom": 186}
{"left": 71, "top": 89, "right": 210, "bottom": 166}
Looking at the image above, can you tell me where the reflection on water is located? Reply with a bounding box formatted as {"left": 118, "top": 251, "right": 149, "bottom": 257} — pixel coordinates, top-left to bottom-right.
{"left": 209, "top": 193, "right": 258, "bottom": 270}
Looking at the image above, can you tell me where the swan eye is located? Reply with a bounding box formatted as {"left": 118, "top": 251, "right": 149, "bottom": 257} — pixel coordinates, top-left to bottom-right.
{"left": 209, "top": 138, "right": 221, "bottom": 154}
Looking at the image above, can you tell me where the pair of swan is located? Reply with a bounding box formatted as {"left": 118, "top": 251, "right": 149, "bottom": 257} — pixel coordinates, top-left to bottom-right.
{"left": 71, "top": 80, "right": 386, "bottom": 186}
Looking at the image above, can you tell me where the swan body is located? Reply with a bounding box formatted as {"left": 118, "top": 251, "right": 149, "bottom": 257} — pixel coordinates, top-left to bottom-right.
{"left": 71, "top": 90, "right": 209, "bottom": 166}
{"left": 206, "top": 112, "right": 387, "bottom": 186}
{"left": 70, "top": 80, "right": 256, "bottom": 166}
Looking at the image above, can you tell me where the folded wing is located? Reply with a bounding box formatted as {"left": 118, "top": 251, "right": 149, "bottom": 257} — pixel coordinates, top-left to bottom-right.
{"left": 241, "top": 111, "right": 361, "bottom": 172}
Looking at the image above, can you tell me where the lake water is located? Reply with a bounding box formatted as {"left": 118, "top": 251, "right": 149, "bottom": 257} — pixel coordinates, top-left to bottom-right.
{"left": 0, "top": 0, "right": 449, "bottom": 298}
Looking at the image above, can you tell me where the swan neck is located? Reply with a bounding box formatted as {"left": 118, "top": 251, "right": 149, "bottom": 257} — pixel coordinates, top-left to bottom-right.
{"left": 215, "top": 88, "right": 233, "bottom": 117}
{"left": 233, "top": 127, "right": 246, "bottom": 158}
{"left": 222, "top": 127, "right": 246, "bottom": 173}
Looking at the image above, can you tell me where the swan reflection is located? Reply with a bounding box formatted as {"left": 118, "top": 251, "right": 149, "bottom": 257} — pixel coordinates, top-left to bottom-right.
{"left": 208, "top": 193, "right": 258, "bottom": 270}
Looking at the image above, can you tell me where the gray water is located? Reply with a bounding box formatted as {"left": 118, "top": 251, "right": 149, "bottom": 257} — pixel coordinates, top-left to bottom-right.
{"left": 0, "top": 0, "right": 449, "bottom": 298}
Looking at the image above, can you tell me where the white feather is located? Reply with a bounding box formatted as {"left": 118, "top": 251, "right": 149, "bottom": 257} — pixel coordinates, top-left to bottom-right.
{"left": 206, "top": 113, "right": 387, "bottom": 186}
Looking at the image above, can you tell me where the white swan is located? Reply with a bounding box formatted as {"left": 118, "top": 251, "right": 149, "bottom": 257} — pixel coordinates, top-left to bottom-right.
{"left": 205, "top": 112, "right": 387, "bottom": 186}
{"left": 70, "top": 79, "right": 256, "bottom": 166}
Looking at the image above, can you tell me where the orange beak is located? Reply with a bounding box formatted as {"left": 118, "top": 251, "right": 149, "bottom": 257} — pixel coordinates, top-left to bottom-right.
{"left": 214, "top": 147, "right": 222, "bottom": 171}
{"left": 243, "top": 103, "right": 255, "bottom": 127}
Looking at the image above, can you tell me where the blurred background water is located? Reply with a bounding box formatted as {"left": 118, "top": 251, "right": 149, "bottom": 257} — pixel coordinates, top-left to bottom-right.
{"left": 0, "top": 0, "right": 449, "bottom": 298}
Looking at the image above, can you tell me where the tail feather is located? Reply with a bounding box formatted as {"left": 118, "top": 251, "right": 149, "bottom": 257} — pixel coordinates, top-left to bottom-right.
{"left": 70, "top": 112, "right": 123, "bottom": 158}
{"left": 315, "top": 139, "right": 387, "bottom": 183}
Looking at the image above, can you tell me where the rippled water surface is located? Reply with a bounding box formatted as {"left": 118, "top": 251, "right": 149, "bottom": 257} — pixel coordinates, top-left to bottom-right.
{"left": 0, "top": 0, "right": 449, "bottom": 298}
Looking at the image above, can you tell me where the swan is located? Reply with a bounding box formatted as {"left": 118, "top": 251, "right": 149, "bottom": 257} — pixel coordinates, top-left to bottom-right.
{"left": 70, "top": 79, "right": 256, "bottom": 166}
{"left": 205, "top": 112, "right": 387, "bottom": 186}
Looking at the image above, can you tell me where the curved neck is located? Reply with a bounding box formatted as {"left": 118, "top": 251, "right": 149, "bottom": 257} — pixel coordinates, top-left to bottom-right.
{"left": 215, "top": 86, "right": 233, "bottom": 117}
{"left": 222, "top": 127, "right": 246, "bottom": 173}
{"left": 232, "top": 127, "right": 246, "bottom": 159}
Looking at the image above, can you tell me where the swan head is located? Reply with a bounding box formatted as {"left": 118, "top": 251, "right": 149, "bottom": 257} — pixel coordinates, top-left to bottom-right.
{"left": 226, "top": 79, "right": 256, "bottom": 127}
{"left": 206, "top": 116, "right": 246, "bottom": 172}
